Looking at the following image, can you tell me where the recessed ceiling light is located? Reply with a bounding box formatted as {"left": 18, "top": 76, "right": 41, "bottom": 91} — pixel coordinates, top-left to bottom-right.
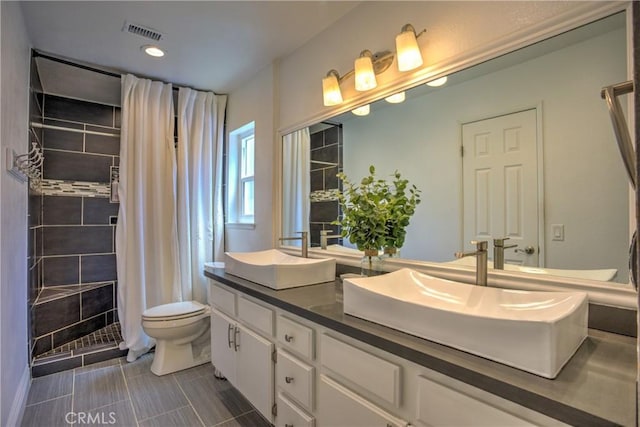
{"left": 426, "top": 76, "right": 448, "bottom": 87}
{"left": 384, "top": 92, "right": 406, "bottom": 104}
{"left": 142, "top": 45, "right": 165, "bottom": 58}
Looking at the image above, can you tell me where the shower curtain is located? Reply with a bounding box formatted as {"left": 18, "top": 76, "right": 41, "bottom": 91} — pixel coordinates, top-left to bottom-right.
{"left": 117, "top": 76, "right": 227, "bottom": 361}
{"left": 282, "top": 128, "right": 311, "bottom": 243}
{"left": 116, "top": 74, "right": 180, "bottom": 361}
{"left": 177, "top": 88, "right": 227, "bottom": 303}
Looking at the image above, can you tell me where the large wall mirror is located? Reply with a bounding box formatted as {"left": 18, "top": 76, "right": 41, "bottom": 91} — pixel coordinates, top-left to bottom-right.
{"left": 281, "top": 11, "right": 634, "bottom": 287}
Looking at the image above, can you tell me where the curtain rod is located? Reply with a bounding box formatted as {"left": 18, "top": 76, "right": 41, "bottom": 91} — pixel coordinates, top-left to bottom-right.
{"left": 32, "top": 50, "right": 222, "bottom": 95}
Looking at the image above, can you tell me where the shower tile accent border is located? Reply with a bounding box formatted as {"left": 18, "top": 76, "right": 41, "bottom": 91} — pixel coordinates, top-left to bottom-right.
{"left": 310, "top": 189, "right": 340, "bottom": 202}
{"left": 40, "top": 179, "right": 111, "bottom": 198}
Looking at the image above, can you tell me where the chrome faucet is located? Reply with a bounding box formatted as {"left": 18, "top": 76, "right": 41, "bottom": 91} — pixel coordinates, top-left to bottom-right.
{"left": 455, "top": 240, "right": 488, "bottom": 286}
{"left": 320, "top": 230, "right": 341, "bottom": 250}
{"left": 493, "top": 237, "right": 517, "bottom": 270}
{"left": 279, "top": 231, "right": 308, "bottom": 258}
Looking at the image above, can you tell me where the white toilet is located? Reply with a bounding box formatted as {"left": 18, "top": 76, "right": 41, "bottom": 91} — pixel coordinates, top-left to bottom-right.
{"left": 142, "top": 301, "right": 211, "bottom": 376}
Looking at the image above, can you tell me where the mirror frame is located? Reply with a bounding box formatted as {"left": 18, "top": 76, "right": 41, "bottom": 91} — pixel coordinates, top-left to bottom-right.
{"left": 275, "top": 1, "right": 636, "bottom": 308}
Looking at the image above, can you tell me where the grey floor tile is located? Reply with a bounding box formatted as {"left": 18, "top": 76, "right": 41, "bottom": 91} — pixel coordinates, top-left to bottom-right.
{"left": 73, "top": 365, "right": 129, "bottom": 412}
{"left": 80, "top": 399, "right": 138, "bottom": 427}
{"left": 121, "top": 353, "right": 153, "bottom": 379}
{"left": 172, "top": 363, "right": 215, "bottom": 386}
{"left": 139, "top": 405, "right": 204, "bottom": 427}
{"left": 21, "top": 395, "right": 72, "bottom": 427}
{"left": 74, "top": 357, "right": 121, "bottom": 374}
{"left": 214, "top": 410, "right": 271, "bottom": 427}
{"left": 127, "top": 373, "right": 188, "bottom": 421}
{"left": 26, "top": 370, "right": 73, "bottom": 405}
{"left": 180, "top": 375, "right": 252, "bottom": 427}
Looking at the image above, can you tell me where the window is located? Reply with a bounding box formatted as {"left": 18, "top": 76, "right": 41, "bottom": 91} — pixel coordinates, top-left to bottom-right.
{"left": 228, "top": 122, "right": 255, "bottom": 225}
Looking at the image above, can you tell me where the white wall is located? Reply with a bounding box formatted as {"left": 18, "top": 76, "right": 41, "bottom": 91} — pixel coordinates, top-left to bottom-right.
{"left": 0, "top": 2, "right": 31, "bottom": 425}
{"left": 225, "top": 63, "right": 278, "bottom": 251}
{"left": 341, "top": 27, "right": 629, "bottom": 281}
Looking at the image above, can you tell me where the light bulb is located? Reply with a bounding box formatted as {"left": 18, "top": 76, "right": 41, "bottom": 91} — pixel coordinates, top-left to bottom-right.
{"left": 352, "top": 104, "right": 370, "bottom": 116}
{"left": 322, "top": 71, "right": 343, "bottom": 106}
{"left": 395, "top": 26, "right": 423, "bottom": 72}
{"left": 354, "top": 52, "right": 377, "bottom": 91}
{"left": 385, "top": 92, "right": 406, "bottom": 104}
{"left": 427, "top": 76, "right": 448, "bottom": 87}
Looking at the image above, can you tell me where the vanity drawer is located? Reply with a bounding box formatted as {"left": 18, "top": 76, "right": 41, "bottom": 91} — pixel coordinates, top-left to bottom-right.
{"left": 238, "top": 295, "right": 274, "bottom": 336}
{"left": 209, "top": 281, "right": 236, "bottom": 316}
{"left": 276, "top": 392, "right": 314, "bottom": 427}
{"left": 277, "top": 315, "right": 314, "bottom": 360}
{"left": 276, "top": 349, "right": 314, "bottom": 411}
{"left": 320, "top": 334, "right": 400, "bottom": 407}
{"left": 318, "top": 374, "right": 407, "bottom": 427}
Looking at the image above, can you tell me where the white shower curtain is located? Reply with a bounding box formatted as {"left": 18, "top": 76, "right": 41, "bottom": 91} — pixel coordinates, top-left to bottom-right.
{"left": 282, "top": 128, "right": 311, "bottom": 242}
{"left": 176, "top": 88, "right": 227, "bottom": 303}
{"left": 116, "top": 74, "right": 180, "bottom": 361}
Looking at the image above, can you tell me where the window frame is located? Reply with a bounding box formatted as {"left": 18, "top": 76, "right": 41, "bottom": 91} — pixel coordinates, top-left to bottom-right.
{"left": 227, "top": 122, "right": 256, "bottom": 226}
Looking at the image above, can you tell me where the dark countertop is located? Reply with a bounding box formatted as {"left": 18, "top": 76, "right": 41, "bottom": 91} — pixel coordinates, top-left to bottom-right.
{"left": 205, "top": 269, "right": 637, "bottom": 426}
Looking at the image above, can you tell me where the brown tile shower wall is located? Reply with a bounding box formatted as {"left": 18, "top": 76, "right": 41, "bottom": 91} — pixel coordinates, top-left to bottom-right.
{"left": 309, "top": 124, "right": 343, "bottom": 247}
{"left": 29, "top": 93, "right": 121, "bottom": 359}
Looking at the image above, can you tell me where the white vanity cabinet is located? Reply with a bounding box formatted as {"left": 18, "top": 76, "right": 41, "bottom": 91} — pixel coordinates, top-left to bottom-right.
{"left": 208, "top": 279, "right": 567, "bottom": 427}
{"left": 209, "top": 281, "right": 275, "bottom": 423}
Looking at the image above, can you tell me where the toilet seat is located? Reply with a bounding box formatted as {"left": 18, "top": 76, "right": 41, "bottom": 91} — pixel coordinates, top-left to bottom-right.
{"left": 142, "top": 301, "right": 208, "bottom": 322}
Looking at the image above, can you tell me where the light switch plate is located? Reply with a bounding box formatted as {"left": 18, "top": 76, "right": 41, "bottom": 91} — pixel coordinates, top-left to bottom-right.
{"left": 552, "top": 224, "right": 564, "bottom": 241}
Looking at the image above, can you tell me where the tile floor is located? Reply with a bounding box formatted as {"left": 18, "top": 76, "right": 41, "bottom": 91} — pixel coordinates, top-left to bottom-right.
{"left": 22, "top": 354, "right": 271, "bottom": 427}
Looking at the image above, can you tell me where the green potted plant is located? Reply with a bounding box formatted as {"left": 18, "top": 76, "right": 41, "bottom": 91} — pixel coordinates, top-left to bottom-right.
{"left": 334, "top": 165, "right": 421, "bottom": 274}
{"left": 381, "top": 171, "right": 421, "bottom": 258}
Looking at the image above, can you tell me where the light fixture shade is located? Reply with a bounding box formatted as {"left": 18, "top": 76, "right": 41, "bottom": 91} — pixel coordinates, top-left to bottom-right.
{"left": 396, "top": 29, "right": 423, "bottom": 72}
{"left": 322, "top": 72, "right": 343, "bottom": 106}
{"left": 351, "top": 104, "right": 370, "bottom": 116}
{"left": 426, "top": 76, "right": 448, "bottom": 87}
{"left": 354, "top": 54, "right": 377, "bottom": 91}
{"left": 385, "top": 92, "right": 406, "bottom": 104}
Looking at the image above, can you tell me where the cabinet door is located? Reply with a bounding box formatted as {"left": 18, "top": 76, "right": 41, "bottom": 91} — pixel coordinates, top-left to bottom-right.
{"left": 211, "top": 308, "right": 237, "bottom": 384}
{"left": 236, "top": 323, "right": 275, "bottom": 423}
{"left": 318, "top": 375, "right": 407, "bottom": 427}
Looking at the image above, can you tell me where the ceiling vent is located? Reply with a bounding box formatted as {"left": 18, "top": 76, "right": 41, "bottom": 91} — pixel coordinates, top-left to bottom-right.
{"left": 122, "top": 21, "right": 163, "bottom": 41}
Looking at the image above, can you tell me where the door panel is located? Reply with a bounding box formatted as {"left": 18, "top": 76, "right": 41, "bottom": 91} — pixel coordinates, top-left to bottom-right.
{"left": 463, "top": 109, "right": 540, "bottom": 266}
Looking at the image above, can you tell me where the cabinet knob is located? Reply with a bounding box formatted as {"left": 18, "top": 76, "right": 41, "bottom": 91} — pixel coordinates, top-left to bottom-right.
{"left": 284, "top": 334, "right": 294, "bottom": 342}
{"left": 285, "top": 376, "right": 294, "bottom": 384}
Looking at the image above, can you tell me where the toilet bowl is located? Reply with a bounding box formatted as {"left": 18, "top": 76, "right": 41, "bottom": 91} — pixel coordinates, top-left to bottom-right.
{"left": 142, "top": 301, "right": 211, "bottom": 376}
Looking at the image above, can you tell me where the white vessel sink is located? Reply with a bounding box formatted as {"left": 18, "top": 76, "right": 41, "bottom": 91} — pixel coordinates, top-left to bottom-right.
{"left": 343, "top": 268, "right": 588, "bottom": 378}
{"left": 224, "top": 249, "right": 336, "bottom": 290}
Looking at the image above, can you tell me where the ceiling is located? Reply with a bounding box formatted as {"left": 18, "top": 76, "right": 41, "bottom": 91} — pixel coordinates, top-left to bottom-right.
{"left": 21, "top": 1, "right": 360, "bottom": 101}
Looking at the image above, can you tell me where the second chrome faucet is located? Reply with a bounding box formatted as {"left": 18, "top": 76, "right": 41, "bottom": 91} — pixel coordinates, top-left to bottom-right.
{"left": 455, "top": 240, "right": 488, "bottom": 286}
{"left": 455, "top": 238, "right": 520, "bottom": 286}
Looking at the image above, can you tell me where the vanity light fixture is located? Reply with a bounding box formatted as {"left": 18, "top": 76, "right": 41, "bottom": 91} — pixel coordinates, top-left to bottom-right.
{"left": 351, "top": 104, "right": 370, "bottom": 116}
{"left": 384, "top": 92, "right": 406, "bottom": 104}
{"left": 396, "top": 24, "right": 424, "bottom": 72}
{"left": 142, "top": 45, "right": 165, "bottom": 57}
{"left": 322, "top": 70, "right": 343, "bottom": 106}
{"left": 320, "top": 23, "right": 425, "bottom": 106}
{"left": 426, "top": 76, "right": 448, "bottom": 87}
{"left": 354, "top": 50, "right": 377, "bottom": 91}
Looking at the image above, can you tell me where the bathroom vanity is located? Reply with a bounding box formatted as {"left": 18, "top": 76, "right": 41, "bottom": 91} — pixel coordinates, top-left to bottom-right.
{"left": 205, "top": 269, "right": 636, "bottom": 427}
